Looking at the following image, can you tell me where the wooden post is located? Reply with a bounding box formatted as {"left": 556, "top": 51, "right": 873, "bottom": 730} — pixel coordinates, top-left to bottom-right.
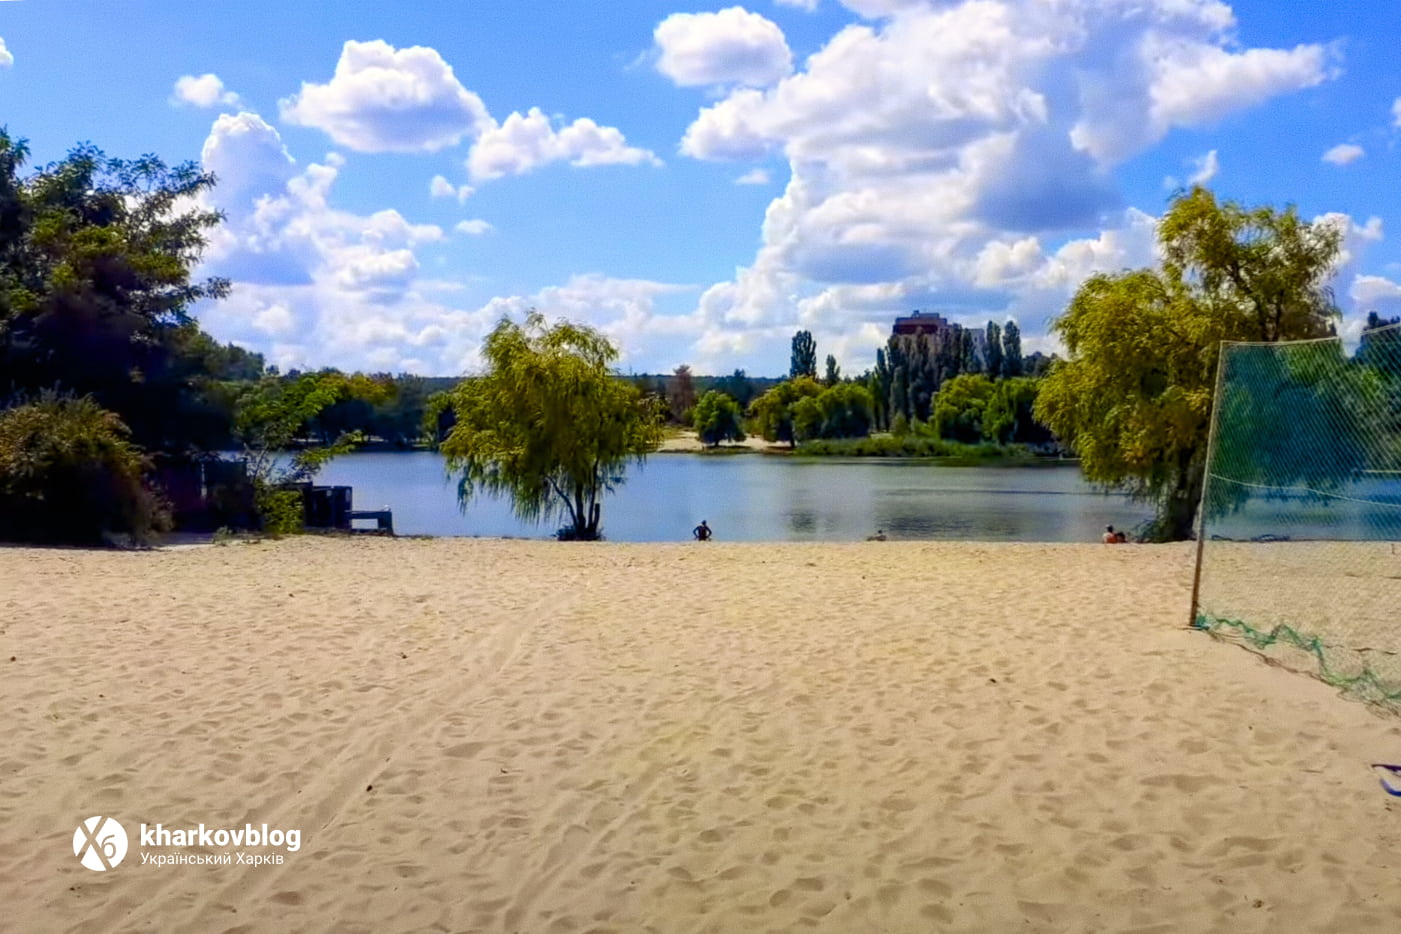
{"left": 1188, "top": 341, "right": 1231, "bottom": 630}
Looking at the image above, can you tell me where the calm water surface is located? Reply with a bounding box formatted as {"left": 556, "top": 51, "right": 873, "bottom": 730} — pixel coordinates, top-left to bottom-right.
{"left": 310, "top": 452, "right": 1155, "bottom": 542}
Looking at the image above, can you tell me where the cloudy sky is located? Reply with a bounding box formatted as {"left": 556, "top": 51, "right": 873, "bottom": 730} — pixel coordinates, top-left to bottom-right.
{"left": 2, "top": 0, "right": 1400, "bottom": 376}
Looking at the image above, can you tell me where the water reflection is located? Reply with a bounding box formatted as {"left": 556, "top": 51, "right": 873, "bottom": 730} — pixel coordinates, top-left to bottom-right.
{"left": 306, "top": 452, "right": 1159, "bottom": 542}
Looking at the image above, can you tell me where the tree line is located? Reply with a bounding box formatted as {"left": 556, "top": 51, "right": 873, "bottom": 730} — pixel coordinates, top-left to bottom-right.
{"left": 4, "top": 121, "right": 1398, "bottom": 544}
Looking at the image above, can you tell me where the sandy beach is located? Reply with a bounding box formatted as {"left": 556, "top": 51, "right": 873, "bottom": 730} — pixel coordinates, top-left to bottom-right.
{"left": 4, "top": 537, "right": 1401, "bottom": 933}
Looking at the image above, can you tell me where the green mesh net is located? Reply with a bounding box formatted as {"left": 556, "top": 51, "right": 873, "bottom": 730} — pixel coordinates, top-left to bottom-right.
{"left": 1192, "top": 323, "right": 1401, "bottom": 705}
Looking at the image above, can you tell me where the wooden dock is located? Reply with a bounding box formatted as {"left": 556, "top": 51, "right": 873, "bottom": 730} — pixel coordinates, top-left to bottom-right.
{"left": 347, "top": 509, "right": 394, "bottom": 535}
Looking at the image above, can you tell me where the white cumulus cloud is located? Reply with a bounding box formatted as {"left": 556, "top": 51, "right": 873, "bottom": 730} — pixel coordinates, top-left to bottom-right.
{"left": 676, "top": 0, "right": 1339, "bottom": 369}
{"left": 1351, "top": 275, "right": 1401, "bottom": 307}
{"left": 429, "top": 174, "right": 474, "bottom": 203}
{"left": 0, "top": 37, "right": 12, "bottom": 68}
{"left": 735, "top": 168, "right": 772, "bottom": 185}
{"left": 1188, "top": 149, "right": 1219, "bottom": 185}
{"left": 654, "top": 7, "right": 793, "bottom": 88}
{"left": 172, "top": 73, "right": 242, "bottom": 109}
{"left": 466, "top": 107, "right": 660, "bottom": 181}
{"left": 279, "top": 40, "right": 492, "bottom": 153}
{"left": 1072, "top": 37, "right": 1330, "bottom": 163}
{"left": 191, "top": 111, "right": 466, "bottom": 373}
{"left": 454, "top": 219, "right": 493, "bottom": 236}
{"left": 1322, "top": 143, "right": 1365, "bottom": 166}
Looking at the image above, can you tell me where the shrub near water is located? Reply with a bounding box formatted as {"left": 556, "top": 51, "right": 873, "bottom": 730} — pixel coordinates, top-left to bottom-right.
{"left": 796, "top": 435, "right": 1032, "bottom": 459}
{"left": 0, "top": 395, "right": 170, "bottom": 545}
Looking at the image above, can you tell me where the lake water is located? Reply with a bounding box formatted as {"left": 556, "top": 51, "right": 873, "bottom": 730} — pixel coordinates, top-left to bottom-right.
{"left": 308, "top": 452, "right": 1157, "bottom": 542}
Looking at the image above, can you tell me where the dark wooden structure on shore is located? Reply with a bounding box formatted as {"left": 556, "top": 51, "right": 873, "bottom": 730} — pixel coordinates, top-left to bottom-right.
{"left": 156, "top": 459, "right": 257, "bottom": 532}
{"left": 156, "top": 459, "right": 392, "bottom": 534}
{"left": 280, "top": 482, "right": 394, "bottom": 535}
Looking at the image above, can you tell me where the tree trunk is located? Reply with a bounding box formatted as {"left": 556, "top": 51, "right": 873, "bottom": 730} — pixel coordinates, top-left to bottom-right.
{"left": 1157, "top": 454, "right": 1205, "bottom": 542}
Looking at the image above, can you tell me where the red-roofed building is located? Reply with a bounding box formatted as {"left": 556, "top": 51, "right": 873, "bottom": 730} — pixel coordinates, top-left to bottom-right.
{"left": 892, "top": 310, "right": 951, "bottom": 337}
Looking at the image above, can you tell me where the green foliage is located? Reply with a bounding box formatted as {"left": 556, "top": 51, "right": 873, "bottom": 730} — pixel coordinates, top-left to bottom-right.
{"left": 870, "top": 349, "right": 892, "bottom": 431}
{"left": 985, "top": 322, "right": 1004, "bottom": 381}
{"left": 253, "top": 485, "right": 306, "bottom": 537}
{"left": 749, "top": 377, "right": 823, "bottom": 447}
{"left": 233, "top": 371, "right": 390, "bottom": 531}
{"left": 1036, "top": 187, "right": 1344, "bottom": 541}
{"left": 796, "top": 434, "right": 1033, "bottom": 459}
{"left": 1359, "top": 312, "right": 1401, "bottom": 373}
{"left": 0, "top": 394, "right": 170, "bottom": 545}
{"left": 823, "top": 354, "right": 841, "bottom": 387}
{"left": 692, "top": 391, "right": 746, "bottom": 447}
{"left": 932, "top": 374, "right": 995, "bottom": 443}
{"left": 1000, "top": 320, "right": 1023, "bottom": 378}
{"left": 791, "top": 382, "right": 875, "bottom": 441}
{"left": 717, "top": 368, "right": 756, "bottom": 408}
{"left": 1158, "top": 187, "right": 1340, "bottom": 343}
{"left": 790, "top": 330, "right": 818, "bottom": 380}
{"left": 890, "top": 412, "right": 910, "bottom": 437}
{"left": 307, "top": 373, "right": 442, "bottom": 448}
{"left": 1205, "top": 340, "right": 1386, "bottom": 521}
{"left": 438, "top": 312, "right": 664, "bottom": 541}
{"left": 984, "top": 377, "right": 1051, "bottom": 445}
{"left": 0, "top": 130, "right": 231, "bottom": 455}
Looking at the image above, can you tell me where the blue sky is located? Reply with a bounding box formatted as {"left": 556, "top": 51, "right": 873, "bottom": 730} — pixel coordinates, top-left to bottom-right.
{"left": 2, "top": 0, "right": 1400, "bottom": 377}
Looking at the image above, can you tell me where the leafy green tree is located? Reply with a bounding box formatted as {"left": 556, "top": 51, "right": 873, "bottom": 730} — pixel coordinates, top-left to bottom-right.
{"left": 0, "top": 131, "right": 230, "bottom": 456}
{"left": 750, "top": 377, "right": 823, "bottom": 447}
{"left": 790, "top": 330, "right": 818, "bottom": 380}
{"left": 932, "top": 374, "right": 995, "bottom": 443}
{"left": 1001, "top": 320, "right": 1023, "bottom": 378}
{"left": 1035, "top": 187, "right": 1344, "bottom": 541}
{"left": 959, "top": 329, "right": 980, "bottom": 376}
{"left": 793, "top": 382, "right": 874, "bottom": 441}
{"left": 439, "top": 313, "right": 664, "bottom": 541}
{"left": 984, "top": 377, "right": 1051, "bottom": 445}
{"left": 718, "top": 368, "right": 756, "bottom": 408}
{"left": 692, "top": 390, "right": 746, "bottom": 447}
{"left": 0, "top": 394, "right": 170, "bottom": 545}
{"left": 871, "top": 348, "right": 892, "bottom": 430}
{"left": 985, "top": 322, "right": 1004, "bottom": 381}
{"left": 823, "top": 354, "right": 841, "bottom": 387}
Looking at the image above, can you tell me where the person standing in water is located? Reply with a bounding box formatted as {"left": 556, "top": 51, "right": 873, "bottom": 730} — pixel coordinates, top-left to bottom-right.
{"left": 693, "top": 520, "right": 712, "bottom": 541}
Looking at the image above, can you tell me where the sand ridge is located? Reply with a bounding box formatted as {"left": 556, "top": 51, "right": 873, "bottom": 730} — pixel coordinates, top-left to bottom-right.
{"left": 3, "top": 538, "right": 1401, "bottom": 933}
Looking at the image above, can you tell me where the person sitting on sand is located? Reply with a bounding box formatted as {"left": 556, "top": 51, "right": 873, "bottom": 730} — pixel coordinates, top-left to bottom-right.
{"left": 866, "top": 529, "right": 887, "bottom": 541}
{"left": 1115, "top": 529, "right": 1128, "bottom": 543}
{"left": 693, "top": 520, "right": 712, "bottom": 541}
{"left": 1102, "top": 525, "right": 1119, "bottom": 544}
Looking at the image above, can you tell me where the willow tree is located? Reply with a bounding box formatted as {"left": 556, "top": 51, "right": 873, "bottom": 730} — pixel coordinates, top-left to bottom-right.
{"left": 1034, "top": 187, "right": 1342, "bottom": 541}
{"left": 439, "top": 313, "right": 663, "bottom": 540}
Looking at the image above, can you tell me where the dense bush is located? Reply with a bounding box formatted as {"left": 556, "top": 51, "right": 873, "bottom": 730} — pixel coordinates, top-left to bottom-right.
{"left": 692, "top": 391, "right": 746, "bottom": 446}
{"left": 795, "top": 434, "right": 1033, "bottom": 460}
{"left": 0, "top": 395, "right": 171, "bottom": 545}
{"left": 793, "top": 382, "right": 875, "bottom": 441}
{"left": 253, "top": 483, "right": 305, "bottom": 536}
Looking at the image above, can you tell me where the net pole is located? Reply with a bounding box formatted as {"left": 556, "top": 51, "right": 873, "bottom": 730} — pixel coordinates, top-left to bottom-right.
{"left": 1188, "top": 340, "right": 1231, "bottom": 630}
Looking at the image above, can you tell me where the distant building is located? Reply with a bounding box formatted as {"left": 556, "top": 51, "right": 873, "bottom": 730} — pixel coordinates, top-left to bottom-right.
{"left": 891, "top": 310, "right": 952, "bottom": 338}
